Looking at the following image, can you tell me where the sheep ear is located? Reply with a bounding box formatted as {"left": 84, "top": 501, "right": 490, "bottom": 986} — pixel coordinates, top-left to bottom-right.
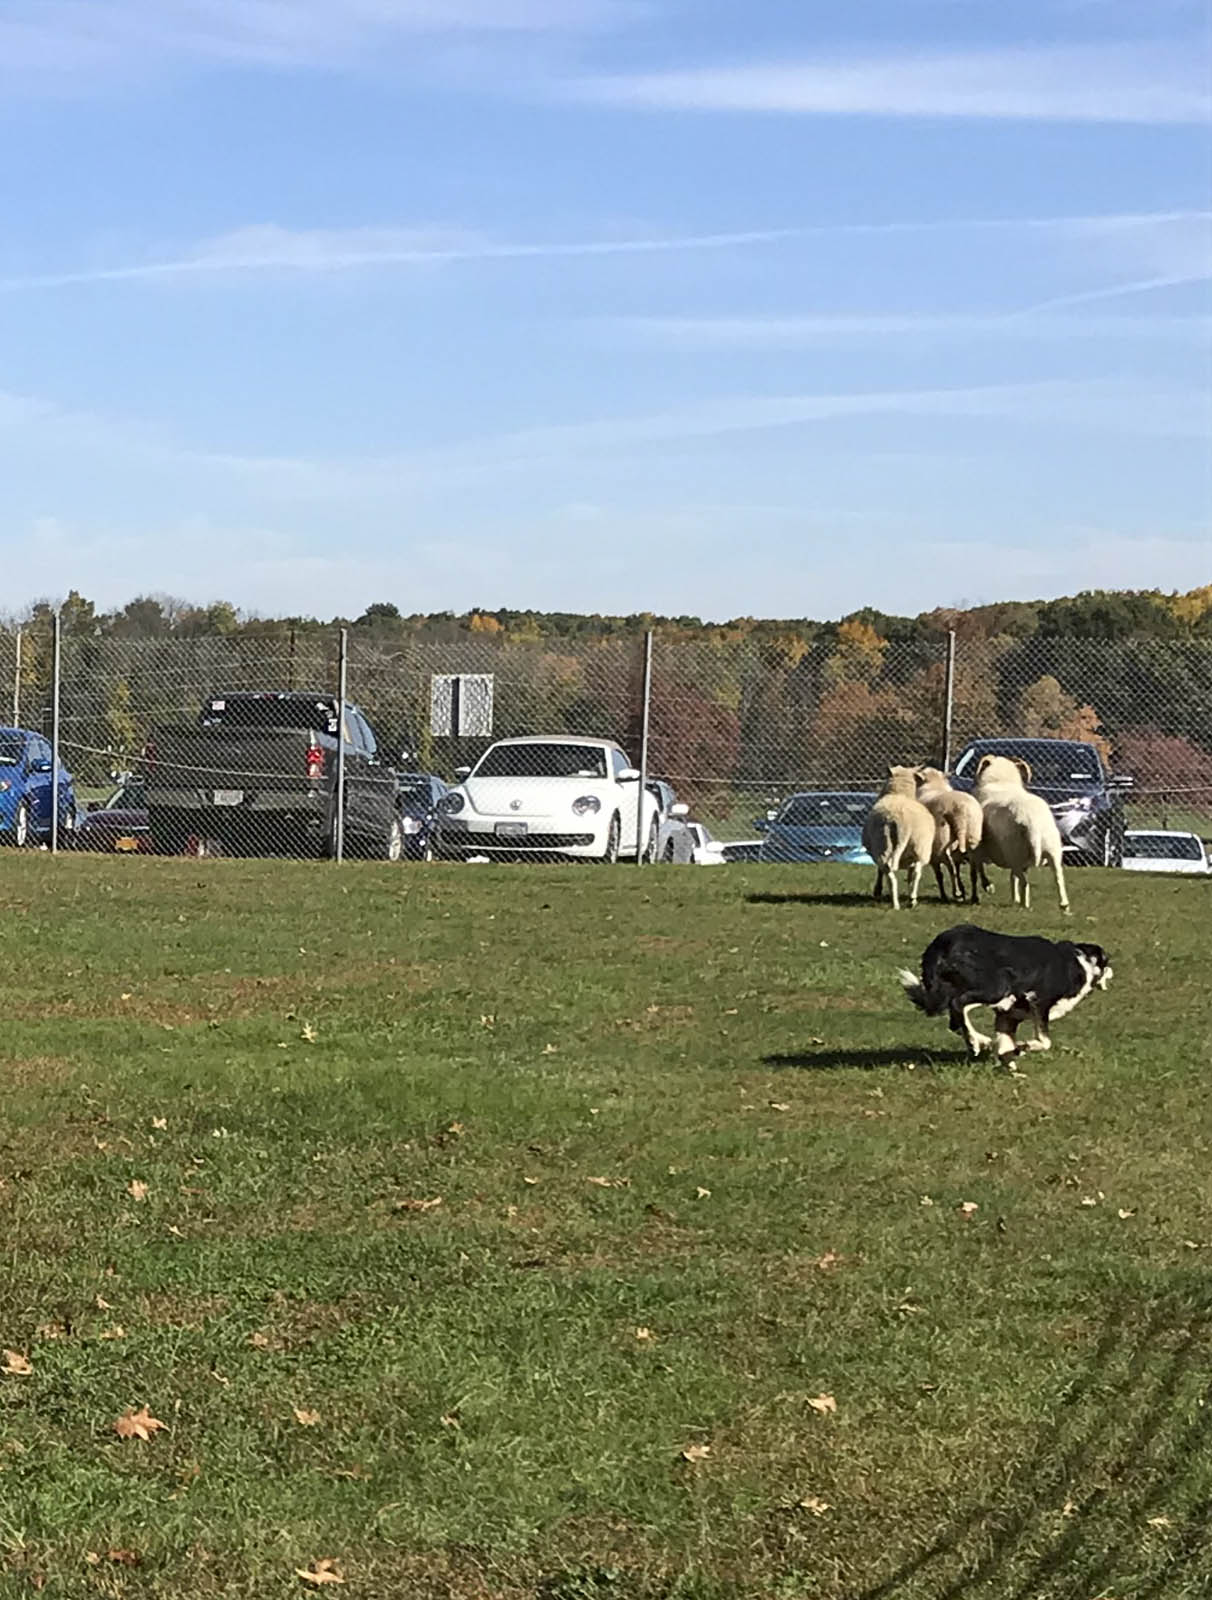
{"left": 976, "top": 755, "right": 993, "bottom": 776}
{"left": 887, "top": 765, "right": 895, "bottom": 776}
{"left": 1014, "top": 758, "right": 1033, "bottom": 782}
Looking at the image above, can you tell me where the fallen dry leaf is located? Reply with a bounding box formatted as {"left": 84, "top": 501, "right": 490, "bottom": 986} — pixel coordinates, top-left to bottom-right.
{"left": 440, "top": 1412, "right": 460, "bottom": 1429}
{"left": 301, "top": 1023, "right": 318, "bottom": 1044}
{"left": 104, "top": 1549, "right": 140, "bottom": 1567}
{"left": 113, "top": 1406, "right": 167, "bottom": 1441}
{"left": 293, "top": 1408, "right": 322, "bottom": 1427}
{"left": 95, "top": 1295, "right": 114, "bottom": 1311}
{"left": 1117, "top": 1208, "right": 1136, "bottom": 1220}
{"left": 807, "top": 1393, "right": 837, "bottom": 1416}
{"left": 920, "top": 1195, "right": 934, "bottom": 1207}
{"left": 680, "top": 1443, "right": 711, "bottom": 1463}
{"left": 1062, "top": 1499, "right": 1078, "bottom": 1518}
{"left": 798, "top": 1496, "right": 831, "bottom": 1517}
{"left": 127, "top": 1180, "right": 149, "bottom": 1203}
{"left": 635, "top": 1326, "right": 654, "bottom": 1342}
{"left": 814, "top": 1251, "right": 844, "bottom": 1271}
{"left": 35, "top": 1322, "right": 67, "bottom": 1341}
{"left": 769, "top": 1102, "right": 791, "bottom": 1112}
{"left": 695, "top": 1186, "right": 712, "bottom": 1200}
{"left": 586, "top": 1176, "right": 629, "bottom": 1189}
{"left": 522, "top": 1176, "right": 539, "bottom": 1186}
{"left": 958, "top": 1201, "right": 979, "bottom": 1216}
{"left": 98, "top": 1325, "right": 126, "bottom": 1341}
{"left": 1147, "top": 1515, "right": 1172, "bottom": 1530}
{"left": 249, "top": 1331, "right": 272, "bottom": 1349}
{"left": 151, "top": 1117, "right": 167, "bottom": 1131}
{"left": 2, "top": 1350, "right": 32, "bottom": 1376}
{"left": 296, "top": 1558, "right": 345, "bottom": 1587}
{"left": 395, "top": 1196, "right": 443, "bottom": 1212}
{"left": 541, "top": 1043, "right": 558, "bottom": 1055}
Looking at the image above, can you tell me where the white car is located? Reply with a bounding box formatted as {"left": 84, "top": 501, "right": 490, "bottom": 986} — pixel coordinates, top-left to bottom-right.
{"left": 658, "top": 807, "right": 724, "bottom": 865}
{"left": 1121, "top": 829, "right": 1210, "bottom": 876}
{"left": 434, "top": 736, "right": 660, "bottom": 863}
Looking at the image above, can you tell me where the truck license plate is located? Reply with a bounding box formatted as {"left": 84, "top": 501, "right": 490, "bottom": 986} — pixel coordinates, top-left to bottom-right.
{"left": 495, "top": 821, "right": 527, "bottom": 837}
{"left": 212, "top": 790, "right": 244, "bottom": 807}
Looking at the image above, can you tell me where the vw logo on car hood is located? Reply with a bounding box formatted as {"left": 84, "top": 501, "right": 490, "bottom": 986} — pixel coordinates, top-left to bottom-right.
{"left": 510, "top": 798, "right": 523, "bottom": 811}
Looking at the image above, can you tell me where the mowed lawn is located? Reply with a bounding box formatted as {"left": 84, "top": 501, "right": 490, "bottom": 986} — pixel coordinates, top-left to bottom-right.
{"left": 0, "top": 858, "right": 1209, "bottom": 1600}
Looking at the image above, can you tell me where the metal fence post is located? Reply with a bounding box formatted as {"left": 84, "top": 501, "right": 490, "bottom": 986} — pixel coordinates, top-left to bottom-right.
{"left": 635, "top": 629, "right": 653, "bottom": 862}
{"left": 941, "top": 629, "right": 956, "bottom": 772}
{"left": 335, "top": 627, "right": 348, "bottom": 863}
{"left": 50, "top": 611, "right": 62, "bottom": 855}
{"left": 12, "top": 629, "right": 21, "bottom": 727}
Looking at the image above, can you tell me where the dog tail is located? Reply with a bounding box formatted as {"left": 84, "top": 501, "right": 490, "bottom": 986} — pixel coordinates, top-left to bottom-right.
{"left": 898, "top": 967, "right": 947, "bottom": 1016}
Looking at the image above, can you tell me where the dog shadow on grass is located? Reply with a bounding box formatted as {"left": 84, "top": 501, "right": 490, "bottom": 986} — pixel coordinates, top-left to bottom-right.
{"left": 843, "top": 1286, "right": 1212, "bottom": 1600}
{"left": 764, "top": 1047, "right": 950, "bottom": 1071}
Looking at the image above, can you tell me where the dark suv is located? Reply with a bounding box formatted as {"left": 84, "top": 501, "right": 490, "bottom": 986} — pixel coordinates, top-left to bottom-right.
{"left": 952, "top": 737, "right": 1131, "bottom": 867}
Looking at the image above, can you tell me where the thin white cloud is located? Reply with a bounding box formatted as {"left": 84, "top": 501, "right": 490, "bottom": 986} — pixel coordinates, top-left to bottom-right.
{"left": 610, "top": 311, "right": 1212, "bottom": 346}
{"left": 4, "top": 211, "right": 1206, "bottom": 293}
{"left": 1016, "top": 271, "right": 1212, "bottom": 312}
{"left": 574, "top": 44, "right": 1212, "bottom": 123}
{"left": 0, "top": 0, "right": 615, "bottom": 76}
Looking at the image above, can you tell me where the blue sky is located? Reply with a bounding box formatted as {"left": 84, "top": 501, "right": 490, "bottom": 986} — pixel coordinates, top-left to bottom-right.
{"left": 1, "top": 0, "right": 1209, "bottom": 622}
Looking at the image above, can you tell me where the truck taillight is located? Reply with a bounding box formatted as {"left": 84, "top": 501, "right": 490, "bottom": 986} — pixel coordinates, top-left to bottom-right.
{"left": 306, "top": 745, "right": 326, "bottom": 779}
{"left": 143, "top": 738, "right": 157, "bottom": 773}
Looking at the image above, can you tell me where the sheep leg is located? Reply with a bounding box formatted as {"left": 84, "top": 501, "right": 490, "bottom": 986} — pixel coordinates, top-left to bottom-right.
{"left": 887, "top": 866, "right": 901, "bottom": 911}
{"left": 994, "top": 1002, "right": 1029, "bottom": 1062}
{"left": 933, "top": 859, "right": 950, "bottom": 902}
{"left": 1021, "top": 874, "right": 1032, "bottom": 911}
{"left": 949, "top": 854, "right": 966, "bottom": 902}
{"left": 1047, "top": 851, "right": 1070, "bottom": 914}
{"left": 872, "top": 866, "right": 886, "bottom": 902}
{"left": 907, "top": 861, "right": 924, "bottom": 909}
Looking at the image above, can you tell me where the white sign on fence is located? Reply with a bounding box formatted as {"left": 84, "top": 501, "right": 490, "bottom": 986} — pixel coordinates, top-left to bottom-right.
{"left": 430, "top": 673, "right": 494, "bottom": 737}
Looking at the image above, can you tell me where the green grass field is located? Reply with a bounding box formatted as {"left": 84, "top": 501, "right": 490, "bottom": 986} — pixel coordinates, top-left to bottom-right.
{"left": 1, "top": 857, "right": 1209, "bottom": 1599}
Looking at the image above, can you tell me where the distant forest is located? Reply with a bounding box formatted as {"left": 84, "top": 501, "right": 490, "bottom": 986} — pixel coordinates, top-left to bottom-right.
{"left": 10, "top": 583, "right": 1212, "bottom": 645}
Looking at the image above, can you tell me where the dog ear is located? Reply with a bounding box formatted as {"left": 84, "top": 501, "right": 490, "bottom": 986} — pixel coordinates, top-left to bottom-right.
{"left": 1012, "top": 757, "right": 1032, "bottom": 782}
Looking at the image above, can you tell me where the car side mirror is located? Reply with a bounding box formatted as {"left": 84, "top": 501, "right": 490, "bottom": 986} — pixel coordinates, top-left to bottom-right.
{"left": 30, "top": 759, "right": 52, "bottom": 774}
{"left": 617, "top": 767, "right": 641, "bottom": 782}
{"left": 753, "top": 817, "right": 769, "bottom": 833}
{"left": 669, "top": 802, "right": 689, "bottom": 818}
{"left": 454, "top": 765, "right": 472, "bottom": 780}
{"left": 86, "top": 799, "right": 103, "bottom": 813}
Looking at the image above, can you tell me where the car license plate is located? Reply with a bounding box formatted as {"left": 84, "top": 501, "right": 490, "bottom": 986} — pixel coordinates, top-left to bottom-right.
{"left": 495, "top": 821, "right": 528, "bottom": 837}
{"left": 115, "top": 836, "right": 140, "bottom": 853}
{"left": 212, "top": 790, "right": 244, "bottom": 807}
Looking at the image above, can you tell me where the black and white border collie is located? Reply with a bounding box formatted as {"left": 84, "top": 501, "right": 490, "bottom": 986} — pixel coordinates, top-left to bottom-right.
{"left": 900, "top": 923, "right": 1112, "bottom": 1061}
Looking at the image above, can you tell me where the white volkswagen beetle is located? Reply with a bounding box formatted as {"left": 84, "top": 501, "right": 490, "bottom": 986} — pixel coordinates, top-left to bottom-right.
{"left": 434, "top": 736, "right": 661, "bottom": 863}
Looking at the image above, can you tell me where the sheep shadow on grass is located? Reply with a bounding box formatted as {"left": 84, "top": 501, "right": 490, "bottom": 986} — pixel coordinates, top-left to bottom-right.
{"left": 747, "top": 891, "right": 871, "bottom": 909}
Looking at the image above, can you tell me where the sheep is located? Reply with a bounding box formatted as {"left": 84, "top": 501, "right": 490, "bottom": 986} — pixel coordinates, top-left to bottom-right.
{"left": 972, "top": 754, "right": 1069, "bottom": 913}
{"left": 861, "top": 766, "right": 937, "bottom": 910}
{"left": 913, "top": 765, "right": 987, "bottom": 903}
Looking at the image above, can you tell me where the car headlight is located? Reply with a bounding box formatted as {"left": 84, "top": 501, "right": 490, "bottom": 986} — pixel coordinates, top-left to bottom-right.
{"left": 1062, "top": 797, "right": 1095, "bottom": 813}
{"left": 437, "top": 792, "right": 464, "bottom": 815}
{"left": 400, "top": 816, "right": 423, "bottom": 834}
{"left": 572, "top": 795, "right": 601, "bottom": 816}
{"left": 0, "top": 781, "right": 9, "bottom": 792}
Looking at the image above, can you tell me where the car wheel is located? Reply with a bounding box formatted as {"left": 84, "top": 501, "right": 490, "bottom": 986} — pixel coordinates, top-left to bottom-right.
{"left": 641, "top": 819, "right": 659, "bottom": 864}
{"left": 382, "top": 816, "right": 404, "bottom": 862}
{"left": 599, "top": 813, "right": 621, "bottom": 864}
{"left": 61, "top": 805, "right": 77, "bottom": 843}
{"left": 13, "top": 801, "right": 29, "bottom": 849}
{"left": 662, "top": 838, "right": 676, "bottom": 864}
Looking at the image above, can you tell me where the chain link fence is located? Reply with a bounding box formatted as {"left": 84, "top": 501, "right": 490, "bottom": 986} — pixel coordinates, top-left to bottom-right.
{"left": 1, "top": 618, "right": 1208, "bottom": 869}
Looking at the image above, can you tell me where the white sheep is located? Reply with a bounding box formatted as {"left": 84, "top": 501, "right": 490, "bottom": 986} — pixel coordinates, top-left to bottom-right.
{"left": 973, "top": 754, "right": 1069, "bottom": 913}
{"left": 862, "top": 766, "right": 936, "bottom": 910}
{"left": 914, "top": 765, "right": 987, "bottom": 903}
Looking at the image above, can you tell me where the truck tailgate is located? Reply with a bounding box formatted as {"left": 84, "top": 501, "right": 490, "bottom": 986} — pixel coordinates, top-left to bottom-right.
{"left": 148, "top": 729, "right": 320, "bottom": 803}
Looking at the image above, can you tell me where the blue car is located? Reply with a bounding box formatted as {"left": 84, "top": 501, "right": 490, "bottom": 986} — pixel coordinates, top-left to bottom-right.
{"left": 394, "top": 771, "right": 449, "bottom": 861}
{"left": 0, "top": 727, "right": 78, "bottom": 848}
{"left": 756, "top": 790, "right": 876, "bottom": 864}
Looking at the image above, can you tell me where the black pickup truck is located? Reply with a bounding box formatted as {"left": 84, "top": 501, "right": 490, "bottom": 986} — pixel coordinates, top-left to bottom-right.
{"left": 145, "top": 691, "right": 406, "bottom": 858}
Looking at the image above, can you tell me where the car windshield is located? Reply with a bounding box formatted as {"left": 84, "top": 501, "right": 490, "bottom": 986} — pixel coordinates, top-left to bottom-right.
{"left": 1125, "top": 833, "right": 1204, "bottom": 861}
{"left": 109, "top": 780, "right": 146, "bottom": 809}
{"left": 397, "top": 782, "right": 434, "bottom": 806}
{"left": 200, "top": 695, "right": 338, "bottom": 732}
{"left": 475, "top": 744, "right": 608, "bottom": 779}
{"left": 0, "top": 737, "right": 25, "bottom": 766}
{"left": 777, "top": 793, "right": 873, "bottom": 826}
{"left": 955, "top": 742, "right": 1103, "bottom": 784}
